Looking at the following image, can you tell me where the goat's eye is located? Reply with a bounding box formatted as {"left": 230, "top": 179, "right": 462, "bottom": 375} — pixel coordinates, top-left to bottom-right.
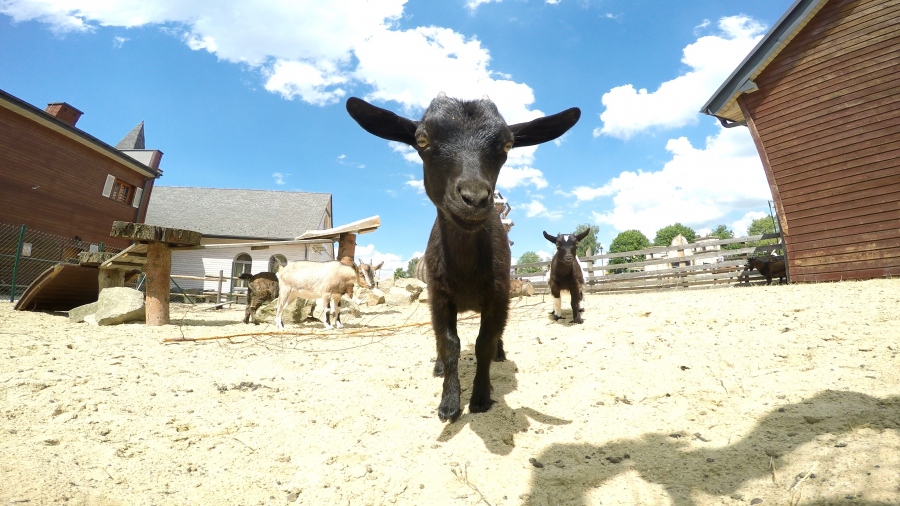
{"left": 503, "top": 141, "right": 513, "bottom": 153}
{"left": 416, "top": 134, "right": 429, "bottom": 148}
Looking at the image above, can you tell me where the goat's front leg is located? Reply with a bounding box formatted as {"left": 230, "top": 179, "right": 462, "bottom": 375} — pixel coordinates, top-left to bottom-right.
{"left": 550, "top": 287, "right": 563, "bottom": 320}
{"left": 469, "top": 304, "right": 507, "bottom": 414}
{"left": 571, "top": 290, "right": 584, "bottom": 324}
{"left": 432, "top": 298, "right": 461, "bottom": 422}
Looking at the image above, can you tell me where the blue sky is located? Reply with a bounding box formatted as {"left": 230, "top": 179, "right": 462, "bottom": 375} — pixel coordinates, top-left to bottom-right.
{"left": 0, "top": 0, "right": 792, "bottom": 275}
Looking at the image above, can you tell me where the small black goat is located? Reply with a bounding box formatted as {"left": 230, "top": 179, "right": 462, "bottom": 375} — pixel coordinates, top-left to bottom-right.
{"left": 347, "top": 93, "right": 580, "bottom": 422}
{"left": 746, "top": 256, "right": 786, "bottom": 285}
{"left": 543, "top": 230, "right": 589, "bottom": 324}
{"left": 238, "top": 271, "right": 279, "bottom": 324}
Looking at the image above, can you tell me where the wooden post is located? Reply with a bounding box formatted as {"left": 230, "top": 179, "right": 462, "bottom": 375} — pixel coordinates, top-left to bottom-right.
{"left": 217, "top": 270, "right": 223, "bottom": 304}
{"left": 585, "top": 247, "right": 594, "bottom": 293}
{"left": 98, "top": 268, "right": 125, "bottom": 292}
{"left": 145, "top": 241, "right": 171, "bottom": 325}
{"left": 337, "top": 233, "right": 357, "bottom": 263}
{"left": 109, "top": 221, "right": 202, "bottom": 326}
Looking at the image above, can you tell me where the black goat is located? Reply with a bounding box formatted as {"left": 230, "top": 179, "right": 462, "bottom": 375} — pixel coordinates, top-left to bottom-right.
{"left": 543, "top": 230, "right": 589, "bottom": 324}
{"left": 238, "top": 271, "right": 279, "bottom": 324}
{"left": 746, "top": 256, "right": 786, "bottom": 285}
{"left": 347, "top": 93, "right": 580, "bottom": 422}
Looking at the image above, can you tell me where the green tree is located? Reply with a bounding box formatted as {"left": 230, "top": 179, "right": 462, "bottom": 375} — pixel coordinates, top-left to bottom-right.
{"left": 406, "top": 256, "right": 420, "bottom": 278}
{"left": 607, "top": 229, "right": 651, "bottom": 273}
{"left": 516, "top": 251, "right": 545, "bottom": 274}
{"left": 747, "top": 216, "right": 779, "bottom": 256}
{"left": 710, "top": 224, "right": 742, "bottom": 251}
{"left": 573, "top": 223, "right": 601, "bottom": 257}
{"left": 653, "top": 222, "right": 697, "bottom": 246}
{"left": 393, "top": 267, "right": 406, "bottom": 279}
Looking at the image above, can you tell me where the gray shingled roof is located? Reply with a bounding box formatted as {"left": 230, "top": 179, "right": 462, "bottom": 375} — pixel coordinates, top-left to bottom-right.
{"left": 116, "top": 121, "right": 146, "bottom": 149}
{"left": 144, "top": 186, "right": 332, "bottom": 239}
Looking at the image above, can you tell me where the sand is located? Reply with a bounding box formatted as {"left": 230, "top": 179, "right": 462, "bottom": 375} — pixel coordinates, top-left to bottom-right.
{"left": 1, "top": 278, "right": 898, "bottom": 506}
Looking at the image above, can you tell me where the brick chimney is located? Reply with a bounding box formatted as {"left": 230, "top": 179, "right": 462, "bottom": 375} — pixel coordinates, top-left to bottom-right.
{"left": 45, "top": 102, "right": 83, "bottom": 127}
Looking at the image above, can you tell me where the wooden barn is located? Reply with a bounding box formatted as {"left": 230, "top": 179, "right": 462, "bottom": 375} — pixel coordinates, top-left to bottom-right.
{"left": 0, "top": 88, "right": 163, "bottom": 249}
{"left": 701, "top": 0, "right": 900, "bottom": 282}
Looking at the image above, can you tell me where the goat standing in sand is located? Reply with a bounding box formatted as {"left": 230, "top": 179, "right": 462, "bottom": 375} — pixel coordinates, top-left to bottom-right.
{"left": 274, "top": 260, "right": 377, "bottom": 330}
{"left": 544, "top": 230, "right": 589, "bottom": 324}
{"left": 347, "top": 93, "right": 580, "bottom": 422}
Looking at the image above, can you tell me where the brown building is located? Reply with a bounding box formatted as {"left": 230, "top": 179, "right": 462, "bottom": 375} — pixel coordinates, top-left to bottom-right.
{"left": 701, "top": 0, "right": 900, "bottom": 282}
{"left": 0, "top": 88, "right": 162, "bottom": 250}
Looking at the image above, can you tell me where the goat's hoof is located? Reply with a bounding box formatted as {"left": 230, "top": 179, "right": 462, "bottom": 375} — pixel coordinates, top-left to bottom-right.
{"left": 433, "top": 365, "right": 445, "bottom": 377}
{"left": 468, "top": 396, "right": 495, "bottom": 414}
{"left": 493, "top": 353, "right": 506, "bottom": 362}
{"left": 438, "top": 405, "right": 461, "bottom": 423}
{"left": 578, "top": 307, "right": 585, "bottom": 313}
{"left": 573, "top": 317, "right": 584, "bottom": 324}
{"left": 551, "top": 314, "right": 562, "bottom": 321}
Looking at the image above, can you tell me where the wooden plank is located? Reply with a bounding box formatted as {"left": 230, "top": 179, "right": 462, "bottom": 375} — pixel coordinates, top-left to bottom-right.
{"left": 791, "top": 246, "right": 900, "bottom": 268}
{"left": 785, "top": 218, "right": 900, "bottom": 248}
{"left": 783, "top": 184, "right": 900, "bottom": 219}
{"left": 779, "top": 163, "right": 900, "bottom": 203}
{"left": 13, "top": 263, "right": 100, "bottom": 312}
{"left": 792, "top": 266, "right": 899, "bottom": 282}
{"left": 788, "top": 227, "right": 900, "bottom": 255}
{"left": 109, "top": 221, "right": 202, "bottom": 246}
{"left": 787, "top": 200, "right": 900, "bottom": 230}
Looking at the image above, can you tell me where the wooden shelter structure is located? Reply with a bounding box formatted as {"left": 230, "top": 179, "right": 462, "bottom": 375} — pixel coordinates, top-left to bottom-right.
{"left": 701, "top": 0, "right": 900, "bottom": 282}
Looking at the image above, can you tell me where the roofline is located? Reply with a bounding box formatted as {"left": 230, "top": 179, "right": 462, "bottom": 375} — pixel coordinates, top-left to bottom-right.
{"left": 699, "top": 0, "right": 828, "bottom": 121}
{"left": 0, "top": 88, "right": 161, "bottom": 180}
{"left": 153, "top": 185, "right": 332, "bottom": 196}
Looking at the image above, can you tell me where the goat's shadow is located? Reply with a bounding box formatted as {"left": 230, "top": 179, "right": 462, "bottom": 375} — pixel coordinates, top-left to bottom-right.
{"left": 523, "top": 390, "right": 900, "bottom": 505}
{"left": 436, "top": 344, "right": 571, "bottom": 455}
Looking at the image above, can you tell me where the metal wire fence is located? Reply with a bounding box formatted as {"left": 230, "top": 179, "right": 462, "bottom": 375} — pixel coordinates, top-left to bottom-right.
{"left": 0, "top": 222, "right": 123, "bottom": 302}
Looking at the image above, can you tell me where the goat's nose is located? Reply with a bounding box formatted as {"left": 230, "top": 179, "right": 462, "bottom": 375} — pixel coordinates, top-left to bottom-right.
{"left": 457, "top": 181, "right": 491, "bottom": 209}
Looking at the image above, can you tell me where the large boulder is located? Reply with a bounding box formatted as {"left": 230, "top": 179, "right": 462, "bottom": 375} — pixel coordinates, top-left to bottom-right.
{"left": 69, "top": 287, "right": 146, "bottom": 325}
{"left": 253, "top": 297, "right": 317, "bottom": 324}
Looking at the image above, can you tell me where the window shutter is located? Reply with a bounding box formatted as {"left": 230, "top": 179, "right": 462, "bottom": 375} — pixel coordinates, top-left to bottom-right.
{"left": 101, "top": 175, "right": 115, "bottom": 197}
{"left": 132, "top": 187, "right": 143, "bottom": 208}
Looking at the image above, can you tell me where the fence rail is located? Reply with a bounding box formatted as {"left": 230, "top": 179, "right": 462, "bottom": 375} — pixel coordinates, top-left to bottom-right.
{"left": 512, "top": 233, "right": 784, "bottom": 294}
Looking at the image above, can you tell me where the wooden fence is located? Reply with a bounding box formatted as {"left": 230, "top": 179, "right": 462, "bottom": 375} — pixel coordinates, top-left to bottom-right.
{"left": 511, "top": 233, "right": 784, "bottom": 294}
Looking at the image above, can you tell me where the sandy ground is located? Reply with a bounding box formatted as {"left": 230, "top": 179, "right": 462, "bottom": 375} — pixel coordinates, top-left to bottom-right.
{"left": 1, "top": 278, "right": 899, "bottom": 506}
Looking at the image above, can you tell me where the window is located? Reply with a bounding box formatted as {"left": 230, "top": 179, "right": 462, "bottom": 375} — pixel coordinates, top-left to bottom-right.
{"left": 269, "top": 254, "right": 287, "bottom": 272}
{"left": 232, "top": 253, "right": 253, "bottom": 288}
{"left": 101, "top": 174, "right": 142, "bottom": 207}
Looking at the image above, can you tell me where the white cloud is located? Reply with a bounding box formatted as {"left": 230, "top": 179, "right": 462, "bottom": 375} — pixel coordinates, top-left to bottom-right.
{"left": 0, "top": 0, "right": 545, "bottom": 120}
{"left": 581, "top": 124, "right": 771, "bottom": 238}
{"left": 497, "top": 165, "right": 547, "bottom": 191}
{"left": 523, "top": 199, "right": 562, "bottom": 220}
{"left": 354, "top": 243, "right": 404, "bottom": 279}
{"left": 595, "top": 15, "right": 766, "bottom": 139}
{"left": 112, "top": 36, "right": 128, "bottom": 47}
{"left": 272, "top": 172, "right": 288, "bottom": 185}
{"left": 466, "top": 0, "right": 501, "bottom": 12}
{"left": 731, "top": 210, "right": 769, "bottom": 237}
{"left": 405, "top": 179, "right": 425, "bottom": 193}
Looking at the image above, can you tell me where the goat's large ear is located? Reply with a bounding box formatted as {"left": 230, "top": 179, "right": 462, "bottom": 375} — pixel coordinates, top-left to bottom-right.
{"left": 346, "top": 97, "right": 418, "bottom": 145}
{"left": 374, "top": 261, "right": 383, "bottom": 270}
{"left": 543, "top": 231, "right": 558, "bottom": 244}
{"left": 575, "top": 229, "right": 590, "bottom": 242}
{"left": 509, "top": 107, "right": 581, "bottom": 147}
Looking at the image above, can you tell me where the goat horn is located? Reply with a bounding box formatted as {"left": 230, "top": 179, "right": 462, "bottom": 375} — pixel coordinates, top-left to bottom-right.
{"left": 437, "top": 91, "right": 447, "bottom": 99}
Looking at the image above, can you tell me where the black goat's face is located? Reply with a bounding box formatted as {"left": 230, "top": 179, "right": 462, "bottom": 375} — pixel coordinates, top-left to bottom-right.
{"left": 346, "top": 95, "right": 581, "bottom": 231}
{"left": 544, "top": 230, "right": 589, "bottom": 264}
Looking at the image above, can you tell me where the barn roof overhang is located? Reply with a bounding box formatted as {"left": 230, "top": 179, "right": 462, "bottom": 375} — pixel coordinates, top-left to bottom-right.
{"left": 700, "top": 0, "right": 829, "bottom": 124}
{"left": 0, "top": 88, "right": 161, "bottom": 180}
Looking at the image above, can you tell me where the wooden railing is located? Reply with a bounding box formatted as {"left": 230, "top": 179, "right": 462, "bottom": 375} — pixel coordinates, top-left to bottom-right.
{"left": 511, "top": 233, "right": 784, "bottom": 294}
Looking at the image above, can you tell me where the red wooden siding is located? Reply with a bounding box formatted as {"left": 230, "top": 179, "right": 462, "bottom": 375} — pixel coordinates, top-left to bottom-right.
{"left": 739, "top": 0, "right": 900, "bottom": 282}
{"left": 0, "top": 106, "right": 153, "bottom": 249}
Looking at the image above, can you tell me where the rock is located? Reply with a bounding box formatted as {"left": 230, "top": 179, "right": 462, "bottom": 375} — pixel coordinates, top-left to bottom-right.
{"left": 366, "top": 288, "right": 386, "bottom": 306}
{"left": 254, "top": 297, "right": 317, "bottom": 324}
{"left": 93, "top": 287, "right": 146, "bottom": 325}
{"left": 68, "top": 301, "right": 100, "bottom": 323}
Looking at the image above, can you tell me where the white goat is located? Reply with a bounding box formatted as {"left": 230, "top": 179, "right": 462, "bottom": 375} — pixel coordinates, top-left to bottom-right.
{"left": 274, "top": 260, "right": 376, "bottom": 330}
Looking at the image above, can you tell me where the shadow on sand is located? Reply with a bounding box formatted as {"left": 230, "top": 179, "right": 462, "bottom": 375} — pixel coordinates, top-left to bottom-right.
{"left": 435, "top": 344, "right": 572, "bottom": 455}
{"left": 522, "top": 390, "right": 900, "bottom": 505}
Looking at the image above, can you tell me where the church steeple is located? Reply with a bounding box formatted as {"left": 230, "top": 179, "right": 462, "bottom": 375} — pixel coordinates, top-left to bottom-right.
{"left": 116, "top": 121, "right": 145, "bottom": 149}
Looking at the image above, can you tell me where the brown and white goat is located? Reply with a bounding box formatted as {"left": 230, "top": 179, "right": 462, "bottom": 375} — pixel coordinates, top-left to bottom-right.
{"left": 543, "top": 230, "right": 589, "bottom": 324}
{"left": 347, "top": 93, "right": 580, "bottom": 422}
{"left": 238, "top": 271, "right": 279, "bottom": 324}
{"left": 274, "top": 260, "right": 377, "bottom": 330}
